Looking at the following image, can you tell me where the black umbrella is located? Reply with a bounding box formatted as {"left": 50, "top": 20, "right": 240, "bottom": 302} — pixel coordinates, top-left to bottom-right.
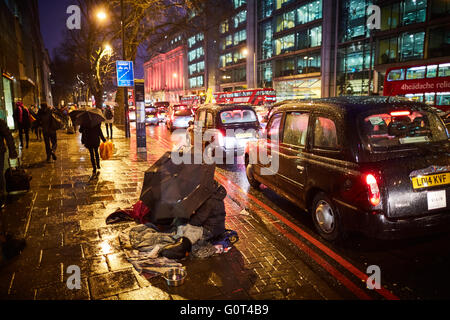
{"left": 139, "top": 151, "right": 217, "bottom": 223}
{"left": 69, "top": 107, "right": 105, "bottom": 128}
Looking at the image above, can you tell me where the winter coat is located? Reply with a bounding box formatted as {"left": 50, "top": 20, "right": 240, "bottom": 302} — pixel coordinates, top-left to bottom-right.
{"left": 13, "top": 105, "right": 31, "bottom": 129}
{"left": 0, "top": 119, "right": 18, "bottom": 157}
{"left": 103, "top": 107, "right": 114, "bottom": 124}
{"left": 80, "top": 124, "right": 106, "bottom": 149}
{"left": 37, "top": 106, "right": 56, "bottom": 135}
{"left": 189, "top": 182, "right": 227, "bottom": 239}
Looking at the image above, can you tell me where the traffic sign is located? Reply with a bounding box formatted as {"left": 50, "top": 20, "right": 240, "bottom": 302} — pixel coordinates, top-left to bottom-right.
{"left": 116, "top": 61, "right": 134, "bottom": 87}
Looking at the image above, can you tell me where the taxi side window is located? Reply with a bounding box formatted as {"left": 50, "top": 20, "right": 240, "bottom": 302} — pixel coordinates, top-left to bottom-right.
{"left": 313, "top": 117, "right": 339, "bottom": 149}
{"left": 268, "top": 113, "right": 283, "bottom": 142}
{"left": 283, "top": 112, "right": 309, "bottom": 147}
{"left": 206, "top": 112, "right": 214, "bottom": 128}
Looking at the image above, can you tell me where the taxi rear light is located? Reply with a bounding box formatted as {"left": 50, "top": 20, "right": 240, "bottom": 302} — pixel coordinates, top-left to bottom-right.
{"left": 365, "top": 173, "right": 381, "bottom": 206}
{"left": 390, "top": 111, "right": 410, "bottom": 116}
{"left": 217, "top": 130, "right": 225, "bottom": 146}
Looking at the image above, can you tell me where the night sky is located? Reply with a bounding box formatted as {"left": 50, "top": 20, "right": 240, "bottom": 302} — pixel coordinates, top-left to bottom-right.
{"left": 37, "top": 0, "right": 144, "bottom": 78}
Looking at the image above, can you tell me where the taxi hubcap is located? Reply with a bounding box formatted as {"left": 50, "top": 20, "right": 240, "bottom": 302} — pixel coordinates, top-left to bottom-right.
{"left": 315, "top": 200, "right": 335, "bottom": 234}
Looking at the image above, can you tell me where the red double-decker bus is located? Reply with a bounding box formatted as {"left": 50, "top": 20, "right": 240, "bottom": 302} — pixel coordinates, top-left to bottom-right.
{"left": 214, "top": 88, "right": 277, "bottom": 106}
{"left": 180, "top": 95, "right": 205, "bottom": 106}
{"left": 383, "top": 62, "right": 450, "bottom": 112}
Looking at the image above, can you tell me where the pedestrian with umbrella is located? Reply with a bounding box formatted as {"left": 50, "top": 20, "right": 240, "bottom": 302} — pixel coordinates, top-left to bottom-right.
{"left": 70, "top": 107, "right": 107, "bottom": 177}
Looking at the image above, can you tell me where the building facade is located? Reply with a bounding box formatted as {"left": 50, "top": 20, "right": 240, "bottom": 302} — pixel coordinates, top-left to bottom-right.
{"left": 0, "top": 0, "right": 53, "bottom": 129}
{"left": 144, "top": 0, "right": 450, "bottom": 104}
{"left": 144, "top": 43, "right": 187, "bottom": 103}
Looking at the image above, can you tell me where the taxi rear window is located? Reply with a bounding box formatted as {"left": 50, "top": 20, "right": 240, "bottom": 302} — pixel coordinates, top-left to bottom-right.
{"left": 220, "top": 109, "right": 257, "bottom": 124}
{"left": 361, "top": 110, "right": 448, "bottom": 149}
{"left": 175, "top": 110, "right": 193, "bottom": 117}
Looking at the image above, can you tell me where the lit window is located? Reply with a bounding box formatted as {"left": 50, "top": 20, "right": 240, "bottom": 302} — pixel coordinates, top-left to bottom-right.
{"left": 406, "top": 66, "right": 426, "bottom": 80}
{"left": 297, "top": 0, "right": 322, "bottom": 24}
{"left": 427, "top": 65, "right": 437, "bottom": 78}
{"left": 309, "top": 26, "right": 322, "bottom": 47}
{"left": 233, "top": 0, "right": 246, "bottom": 9}
{"left": 402, "top": 0, "right": 427, "bottom": 26}
{"left": 400, "top": 31, "right": 425, "bottom": 61}
{"left": 276, "top": 0, "right": 291, "bottom": 10}
{"left": 233, "top": 10, "right": 247, "bottom": 28}
{"left": 437, "top": 92, "right": 450, "bottom": 106}
{"left": 220, "top": 20, "right": 229, "bottom": 34}
{"left": 276, "top": 10, "right": 295, "bottom": 32}
{"left": 275, "top": 34, "right": 295, "bottom": 55}
{"left": 387, "top": 69, "right": 405, "bottom": 81}
{"left": 438, "top": 63, "right": 450, "bottom": 77}
{"left": 233, "top": 30, "right": 246, "bottom": 45}
{"left": 225, "top": 35, "right": 233, "bottom": 47}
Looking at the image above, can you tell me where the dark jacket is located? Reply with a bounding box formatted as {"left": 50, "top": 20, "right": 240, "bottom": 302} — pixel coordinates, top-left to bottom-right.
{"left": 80, "top": 124, "right": 106, "bottom": 148}
{"left": 13, "top": 105, "right": 31, "bottom": 129}
{"left": 189, "top": 182, "right": 227, "bottom": 239}
{"left": 37, "top": 106, "right": 56, "bottom": 134}
{"left": 0, "top": 119, "right": 18, "bottom": 157}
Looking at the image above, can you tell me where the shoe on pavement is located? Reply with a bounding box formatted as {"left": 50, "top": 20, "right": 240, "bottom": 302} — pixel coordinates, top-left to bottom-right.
{"left": 160, "top": 237, "right": 192, "bottom": 260}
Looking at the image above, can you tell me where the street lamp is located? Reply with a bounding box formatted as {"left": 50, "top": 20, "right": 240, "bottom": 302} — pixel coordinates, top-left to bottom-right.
{"left": 94, "top": 6, "right": 130, "bottom": 137}
{"left": 104, "top": 44, "right": 112, "bottom": 54}
{"left": 96, "top": 10, "right": 107, "bottom": 21}
{"left": 120, "top": 0, "right": 130, "bottom": 138}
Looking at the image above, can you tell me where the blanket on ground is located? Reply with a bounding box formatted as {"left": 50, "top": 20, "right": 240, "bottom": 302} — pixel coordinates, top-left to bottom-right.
{"left": 119, "top": 223, "right": 220, "bottom": 278}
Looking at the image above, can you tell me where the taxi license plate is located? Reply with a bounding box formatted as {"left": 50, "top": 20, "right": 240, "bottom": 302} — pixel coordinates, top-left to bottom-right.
{"left": 411, "top": 173, "right": 450, "bottom": 189}
{"left": 148, "top": 115, "right": 154, "bottom": 118}
{"left": 236, "top": 132, "right": 253, "bottom": 139}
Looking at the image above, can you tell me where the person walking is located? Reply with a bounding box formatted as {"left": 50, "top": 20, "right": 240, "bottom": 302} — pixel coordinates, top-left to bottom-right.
{"left": 30, "top": 105, "right": 42, "bottom": 141}
{"left": 79, "top": 124, "right": 106, "bottom": 177}
{"left": 37, "top": 103, "right": 57, "bottom": 163}
{"left": 13, "top": 102, "right": 31, "bottom": 149}
{"left": 103, "top": 105, "right": 114, "bottom": 139}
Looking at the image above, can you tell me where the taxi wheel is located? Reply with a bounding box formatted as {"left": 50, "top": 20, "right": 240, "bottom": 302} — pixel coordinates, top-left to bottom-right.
{"left": 311, "top": 192, "right": 345, "bottom": 242}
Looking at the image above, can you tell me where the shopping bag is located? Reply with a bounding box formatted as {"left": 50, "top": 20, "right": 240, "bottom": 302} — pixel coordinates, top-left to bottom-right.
{"left": 106, "top": 141, "right": 114, "bottom": 159}
{"left": 100, "top": 141, "right": 114, "bottom": 160}
{"left": 100, "top": 142, "right": 107, "bottom": 160}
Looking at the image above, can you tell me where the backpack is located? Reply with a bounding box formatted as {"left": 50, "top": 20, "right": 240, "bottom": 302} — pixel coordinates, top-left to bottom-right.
{"left": 105, "top": 108, "right": 113, "bottom": 120}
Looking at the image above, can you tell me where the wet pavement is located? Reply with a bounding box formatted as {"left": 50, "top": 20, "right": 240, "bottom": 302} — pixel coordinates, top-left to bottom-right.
{"left": 0, "top": 124, "right": 344, "bottom": 300}
{"left": 2, "top": 123, "right": 450, "bottom": 300}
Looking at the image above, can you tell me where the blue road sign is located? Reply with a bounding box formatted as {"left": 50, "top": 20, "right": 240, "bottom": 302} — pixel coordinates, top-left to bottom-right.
{"left": 116, "top": 61, "right": 134, "bottom": 87}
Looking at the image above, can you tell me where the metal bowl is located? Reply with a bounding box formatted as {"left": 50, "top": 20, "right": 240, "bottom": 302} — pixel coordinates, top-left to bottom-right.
{"left": 163, "top": 268, "right": 187, "bottom": 287}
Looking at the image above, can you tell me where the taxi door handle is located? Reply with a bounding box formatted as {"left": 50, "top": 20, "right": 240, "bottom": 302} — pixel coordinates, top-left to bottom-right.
{"left": 297, "top": 165, "right": 305, "bottom": 172}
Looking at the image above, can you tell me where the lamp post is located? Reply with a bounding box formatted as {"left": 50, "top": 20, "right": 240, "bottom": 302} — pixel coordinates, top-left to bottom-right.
{"left": 120, "top": 0, "right": 130, "bottom": 138}
{"left": 95, "top": 7, "right": 130, "bottom": 137}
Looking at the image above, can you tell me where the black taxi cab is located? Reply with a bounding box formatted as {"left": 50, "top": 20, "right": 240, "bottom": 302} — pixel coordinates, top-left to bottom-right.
{"left": 245, "top": 96, "right": 450, "bottom": 241}
{"left": 187, "top": 104, "right": 260, "bottom": 157}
